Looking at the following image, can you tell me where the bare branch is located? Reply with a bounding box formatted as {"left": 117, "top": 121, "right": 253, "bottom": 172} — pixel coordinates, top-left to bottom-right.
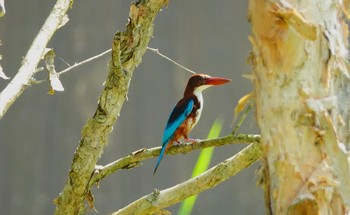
{"left": 31, "top": 49, "right": 112, "bottom": 85}
{"left": 58, "top": 48, "right": 111, "bottom": 76}
{"left": 147, "top": 47, "right": 196, "bottom": 74}
{"left": 0, "top": 0, "right": 71, "bottom": 120}
{"left": 33, "top": 46, "right": 195, "bottom": 85}
{"left": 89, "top": 134, "right": 261, "bottom": 187}
{"left": 111, "top": 142, "right": 262, "bottom": 215}
{"left": 53, "top": 1, "right": 168, "bottom": 214}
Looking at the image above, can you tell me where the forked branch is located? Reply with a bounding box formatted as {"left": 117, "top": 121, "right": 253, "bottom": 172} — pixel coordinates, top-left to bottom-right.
{"left": 54, "top": 1, "right": 168, "bottom": 214}
{"left": 111, "top": 142, "right": 262, "bottom": 215}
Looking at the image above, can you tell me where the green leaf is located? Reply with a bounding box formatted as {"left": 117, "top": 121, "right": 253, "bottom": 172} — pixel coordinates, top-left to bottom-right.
{"left": 177, "top": 118, "right": 223, "bottom": 215}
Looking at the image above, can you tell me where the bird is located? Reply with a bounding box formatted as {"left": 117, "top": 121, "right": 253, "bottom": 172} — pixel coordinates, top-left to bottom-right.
{"left": 153, "top": 74, "right": 232, "bottom": 174}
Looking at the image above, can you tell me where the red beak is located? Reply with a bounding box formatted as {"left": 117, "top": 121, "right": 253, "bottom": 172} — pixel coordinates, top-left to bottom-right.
{"left": 205, "top": 76, "right": 232, "bottom": 86}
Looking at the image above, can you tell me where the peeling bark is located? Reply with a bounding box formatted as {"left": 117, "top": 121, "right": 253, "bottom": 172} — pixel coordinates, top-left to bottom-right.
{"left": 249, "top": 0, "right": 350, "bottom": 214}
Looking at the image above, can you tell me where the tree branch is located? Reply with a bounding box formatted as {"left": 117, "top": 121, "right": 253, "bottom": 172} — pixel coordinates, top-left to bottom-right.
{"left": 0, "top": 0, "right": 71, "bottom": 120}
{"left": 147, "top": 47, "right": 196, "bottom": 74}
{"left": 58, "top": 49, "right": 111, "bottom": 76}
{"left": 33, "top": 46, "right": 195, "bottom": 85}
{"left": 53, "top": 1, "right": 168, "bottom": 214}
{"left": 89, "top": 134, "right": 261, "bottom": 187}
{"left": 32, "top": 45, "right": 202, "bottom": 85}
{"left": 32, "top": 49, "right": 112, "bottom": 85}
{"left": 110, "top": 142, "right": 262, "bottom": 215}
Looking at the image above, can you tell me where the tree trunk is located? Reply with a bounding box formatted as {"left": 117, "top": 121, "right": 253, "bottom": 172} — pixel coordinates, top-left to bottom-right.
{"left": 248, "top": 0, "right": 350, "bottom": 214}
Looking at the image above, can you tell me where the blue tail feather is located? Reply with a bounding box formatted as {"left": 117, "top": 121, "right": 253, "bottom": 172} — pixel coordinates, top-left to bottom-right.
{"left": 153, "top": 143, "right": 167, "bottom": 175}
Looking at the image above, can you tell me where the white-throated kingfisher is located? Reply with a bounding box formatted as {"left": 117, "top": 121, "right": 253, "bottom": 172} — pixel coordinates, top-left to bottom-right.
{"left": 153, "top": 74, "right": 232, "bottom": 174}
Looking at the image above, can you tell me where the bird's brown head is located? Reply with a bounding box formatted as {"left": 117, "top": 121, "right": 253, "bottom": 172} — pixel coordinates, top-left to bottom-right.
{"left": 184, "top": 74, "right": 231, "bottom": 96}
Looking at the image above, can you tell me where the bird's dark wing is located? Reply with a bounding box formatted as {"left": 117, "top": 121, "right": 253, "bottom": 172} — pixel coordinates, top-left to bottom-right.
{"left": 154, "top": 98, "right": 194, "bottom": 174}
{"left": 162, "top": 98, "right": 194, "bottom": 145}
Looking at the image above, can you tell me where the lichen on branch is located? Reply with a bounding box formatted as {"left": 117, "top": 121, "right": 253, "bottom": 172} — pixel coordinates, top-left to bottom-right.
{"left": 54, "top": 1, "right": 168, "bottom": 214}
{"left": 110, "top": 142, "right": 262, "bottom": 215}
{"left": 88, "top": 134, "right": 261, "bottom": 188}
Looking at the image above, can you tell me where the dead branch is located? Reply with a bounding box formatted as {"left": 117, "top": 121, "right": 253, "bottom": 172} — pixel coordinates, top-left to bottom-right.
{"left": 0, "top": 0, "right": 71, "bottom": 120}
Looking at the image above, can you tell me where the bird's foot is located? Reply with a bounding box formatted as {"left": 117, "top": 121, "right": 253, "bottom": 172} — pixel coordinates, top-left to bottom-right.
{"left": 185, "top": 138, "right": 199, "bottom": 143}
{"left": 185, "top": 138, "right": 200, "bottom": 149}
{"left": 174, "top": 140, "right": 182, "bottom": 146}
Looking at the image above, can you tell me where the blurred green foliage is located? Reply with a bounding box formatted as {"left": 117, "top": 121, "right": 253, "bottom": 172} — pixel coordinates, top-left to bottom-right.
{"left": 177, "top": 118, "right": 223, "bottom": 215}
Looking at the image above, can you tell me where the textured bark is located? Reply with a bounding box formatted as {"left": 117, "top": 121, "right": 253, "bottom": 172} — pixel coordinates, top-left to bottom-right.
{"left": 249, "top": 0, "right": 350, "bottom": 214}
{"left": 88, "top": 134, "right": 261, "bottom": 187}
{"left": 54, "top": 0, "right": 167, "bottom": 214}
{"left": 111, "top": 142, "right": 262, "bottom": 215}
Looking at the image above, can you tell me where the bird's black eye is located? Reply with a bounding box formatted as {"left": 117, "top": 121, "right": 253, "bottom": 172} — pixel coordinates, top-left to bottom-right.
{"left": 188, "top": 75, "right": 207, "bottom": 88}
{"left": 196, "top": 77, "right": 204, "bottom": 86}
{"left": 199, "top": 77, "right": 206, "bottom": 86}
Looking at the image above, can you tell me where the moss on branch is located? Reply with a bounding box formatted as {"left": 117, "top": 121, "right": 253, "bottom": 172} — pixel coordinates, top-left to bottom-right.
{"left": 88, "top": 134, "right": 261, "bottom": 187}
{"left": 110, "top": 142, "right": 262, "bottom": 215}
{"left": 54, "top": 1, "right": 168, "bottom": 214}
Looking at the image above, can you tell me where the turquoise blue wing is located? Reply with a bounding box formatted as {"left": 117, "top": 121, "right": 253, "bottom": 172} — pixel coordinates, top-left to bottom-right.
{"left": 153, "top": 98, "right": 194, "bottom": 174}
{"left": 162, "top": 98, "right": 194, "bottom": 145}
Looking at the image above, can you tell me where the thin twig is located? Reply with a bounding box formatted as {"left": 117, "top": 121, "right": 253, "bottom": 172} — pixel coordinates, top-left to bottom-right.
{"left": 147, "top": 47, "right": 196, "bottom": 74}
{"left": 56, "top": 55, "right": 71, "bottom": 67}
{"left": 58, "top": 49, "right": 111, "bottom": 76}
{"left": 33, "top": 46, "right": 193, "bottom": 85}
{"left": 31, "top": 49, "right": 112, "bottom": 85}
{"left": 232, "top": 102, "right": 252, "bottom": 134}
